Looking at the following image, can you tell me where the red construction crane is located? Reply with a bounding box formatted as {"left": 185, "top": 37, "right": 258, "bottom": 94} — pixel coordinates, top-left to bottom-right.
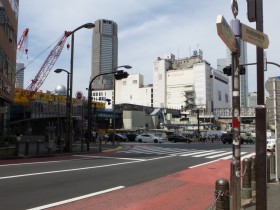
{"left": 17, "top": 28, "right": 29, "bottom": 56}
{"left": 26, "top": 31, "right": 71, "bottom": 98}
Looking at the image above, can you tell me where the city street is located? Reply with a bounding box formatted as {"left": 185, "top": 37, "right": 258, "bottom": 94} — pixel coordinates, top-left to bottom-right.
{"left": 0, "top": 142, "right": 255, "bottom": 210}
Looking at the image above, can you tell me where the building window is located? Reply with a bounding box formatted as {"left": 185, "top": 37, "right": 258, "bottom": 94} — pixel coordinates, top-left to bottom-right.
{"left": 132, "top": 80, "right": 137, "bottom": 84}
{"left": 218, "top": 91, "right": 222, "bottom": 101}
{"left": 225, "top": 94, "right": 229, "bottom": 103}
{"left": 123, "top": 81, "right": 126, "bottom": 85}
{"left": 130, "top": 95, "right": 132, "bottom": 100}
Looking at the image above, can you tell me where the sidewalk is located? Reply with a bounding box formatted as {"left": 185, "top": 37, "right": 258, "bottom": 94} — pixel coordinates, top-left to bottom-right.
{"left": 45, "top": 160, "right": 280, "bottom": 210}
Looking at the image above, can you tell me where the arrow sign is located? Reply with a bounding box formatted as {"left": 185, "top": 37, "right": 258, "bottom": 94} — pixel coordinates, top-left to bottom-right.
{"left": 241, "top": 23, "right": 269, "bottom": 49}
{"left": 216, "top": 15, "right": 236, "bottom": 52}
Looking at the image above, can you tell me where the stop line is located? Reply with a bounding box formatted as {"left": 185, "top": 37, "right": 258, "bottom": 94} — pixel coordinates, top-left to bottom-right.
{"left": 117, "top": 146, "right": 254, "bottom": 160}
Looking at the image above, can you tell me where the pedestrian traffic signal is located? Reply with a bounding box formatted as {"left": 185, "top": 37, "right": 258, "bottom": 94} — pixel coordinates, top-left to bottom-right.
{"left": 222, "top": 65, "right": 246, "bottom": 76}
{"left": 240, "top": 66, "right": 246, "bottom": 75}
{"left": 223, "top": 66, "right": 232, "bottom": 76}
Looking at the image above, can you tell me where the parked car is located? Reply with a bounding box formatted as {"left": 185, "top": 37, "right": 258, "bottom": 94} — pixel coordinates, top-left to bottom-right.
{"left": 267, "top": 138, "right": 276, "bottom": 151}
{"left": 135, "top": 133, "right": 164, "bottom": 143}
{"left": 168, "top": 134, "right": 192, "bottom": 143}
{"left": 108, "top": 133, "right": 128, "bottom": 142}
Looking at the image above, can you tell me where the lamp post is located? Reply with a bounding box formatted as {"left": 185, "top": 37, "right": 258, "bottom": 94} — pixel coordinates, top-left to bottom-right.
{"left": 112, "top": 65, "right": 132, "bottom": 145}
{"left": 54, "top": 69, "right": 70, "bottom": 151}
{"left": 87, "top": 70, "right": 130, "bottom": 151}
{"left": 54, "top": 85, "right": 67, "bottom": 152}
{"left": 66, "top": 23, "right": 95, "bottom": 152}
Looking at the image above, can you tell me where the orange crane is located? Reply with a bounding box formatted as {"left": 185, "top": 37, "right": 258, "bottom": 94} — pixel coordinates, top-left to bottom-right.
{"left": 26, "top": 31, "right": 72, "bottom": 98}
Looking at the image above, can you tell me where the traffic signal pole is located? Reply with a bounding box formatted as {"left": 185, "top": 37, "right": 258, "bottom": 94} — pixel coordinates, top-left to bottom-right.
{"left": 255, "top": 1, "right": 267, "bottom": 209}
{"left": 230, "top": 17, "right": 241, "bottom": 210}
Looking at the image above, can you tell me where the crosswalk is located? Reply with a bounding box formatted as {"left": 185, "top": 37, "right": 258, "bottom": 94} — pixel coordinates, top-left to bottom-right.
{"left": 117, "top": 146, "right": 255, "bottom": 160}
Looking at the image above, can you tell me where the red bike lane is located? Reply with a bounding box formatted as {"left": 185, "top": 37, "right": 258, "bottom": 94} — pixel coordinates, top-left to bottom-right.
{"left": 49, "top": 160, "right": 231, "bottom": 210}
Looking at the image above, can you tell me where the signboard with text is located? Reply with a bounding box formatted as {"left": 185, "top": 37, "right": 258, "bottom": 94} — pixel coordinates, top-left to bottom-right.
{"left": 241, "top": 23, "right": 269, "bottom": 49}
{"left": 216, "top": 15, "right": 236, "bottom": 52}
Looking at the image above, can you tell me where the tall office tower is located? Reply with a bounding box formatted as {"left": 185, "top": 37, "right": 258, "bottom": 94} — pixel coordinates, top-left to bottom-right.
{"left": 217, "top": 40, "right": 248, "bottom": 107}
{"left": 16, "top": 63, "right": 24, "bottom": 89}
{"left": 91, "top": 19, "right": 118, "bottom": 90}
{"left": 0, "top": 0, "right": 19, "bottom": 134}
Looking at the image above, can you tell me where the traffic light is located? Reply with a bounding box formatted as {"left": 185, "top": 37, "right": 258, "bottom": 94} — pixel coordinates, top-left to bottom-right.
{"left": 115, "top": 70, "right": 129, "bottom": 80}
{"left": 247, "top": 0, "right": 256, "bottom": 22}
{"left": 223, "top": 66, "right": 232, "bottom": 76}
{"left": 105, "top": 98, "right": 111, "bottom": 105}
{"left": 240, "top": 66, "right": 246, "bottom": 75}
{"left": 223, "top": 65, "right": 246, "bottom": 76}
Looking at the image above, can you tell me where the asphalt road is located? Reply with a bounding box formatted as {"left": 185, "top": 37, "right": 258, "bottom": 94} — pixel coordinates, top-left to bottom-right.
{"left": 0, "top": 142, "right": 255, "bottom": 210}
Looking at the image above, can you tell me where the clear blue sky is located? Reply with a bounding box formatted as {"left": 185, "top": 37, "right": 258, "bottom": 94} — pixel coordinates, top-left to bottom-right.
{"left": 18, "top": 0, "right": 280, "bottom": 96}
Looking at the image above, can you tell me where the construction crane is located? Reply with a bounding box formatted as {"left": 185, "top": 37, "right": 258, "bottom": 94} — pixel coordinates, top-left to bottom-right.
{"left": 26, "top": 31, "right": 72, "bottom": 98}
{"left": 16, "top": 28, "right": 29, "bottom": 88}
{"left": 17, "top": 28, "right": 29, "bottom": 57}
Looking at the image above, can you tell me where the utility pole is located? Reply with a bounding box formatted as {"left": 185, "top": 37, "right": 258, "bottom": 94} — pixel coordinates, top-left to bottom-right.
{"left": 255, "top": 0, "right": 267, "bottom": 209}
{"left": 230, "top": 5, "right": 241, "bottom": 208}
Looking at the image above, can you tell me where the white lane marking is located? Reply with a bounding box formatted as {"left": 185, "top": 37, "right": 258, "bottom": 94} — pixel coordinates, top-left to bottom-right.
{"left": 189, "top": 159, "right": 220, "bottom": 168}
{"left": 0, "top": 155, "right": 175, "bottom": 180}
{"left": 0, "top": 159, "right": 83, "bottom": 167}
{"left": 74, "top": 155, "right": 145, "bottom": 161}
{"left": 0, "top": 160, "right": 142, "bottom": 180}
{"left": 192, "top": 151, "right": 226, "bottom": 157}
{"left": 27, "top": 186, "right": 125, "bottom": 210}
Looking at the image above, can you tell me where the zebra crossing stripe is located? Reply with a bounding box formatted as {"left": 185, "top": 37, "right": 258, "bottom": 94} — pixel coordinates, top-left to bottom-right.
{"left": 206, "top": 151, "right": 232, "bottom": 158}
{"left": 192, "top": 151, "right": 226, "bottom": 157}
{"left": 240, "top": 153, "right": 255, "bottom": 160}
{"left": 219, "top": 152, "right": 247, "bottom": 160}
{"left": 180, "top": 150, "right": 215, "bottom": 157}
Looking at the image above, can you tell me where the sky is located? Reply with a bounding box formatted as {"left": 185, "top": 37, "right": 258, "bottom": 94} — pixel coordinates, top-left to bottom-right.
{"left": 17, "top": 0, "right": 280, "bottom": 97}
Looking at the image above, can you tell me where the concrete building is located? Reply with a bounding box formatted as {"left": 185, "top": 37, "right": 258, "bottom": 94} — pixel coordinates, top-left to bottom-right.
{"left": 91, "top": 19, "right": 118, "bottom": 90}
{"left": 153, "top": 50, "right": 230, "bottom": 113}
{"left": 247, "top": 92, "right": 257, "bottom": 107}
{"left": 91, "top": 74, "right": 153, "bottom": 109}
{"left": 16, "top": 62, "right": 24, "bottom": 89}
{"left": 217, "top": 41, "right": 248, "bottom": 107}
{"left": 0, "top": 0, "right": 19, "bottom": 137}
{"left": 115, "top": 74, "right": 153, "bottom": 107}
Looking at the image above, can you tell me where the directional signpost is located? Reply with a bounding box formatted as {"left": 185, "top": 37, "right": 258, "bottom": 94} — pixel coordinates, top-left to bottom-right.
{"left": 216, "top": 15, "right": 236, "bottom": 52}
{"left": 241, "top": 23, "right": 269, "bottom": 49}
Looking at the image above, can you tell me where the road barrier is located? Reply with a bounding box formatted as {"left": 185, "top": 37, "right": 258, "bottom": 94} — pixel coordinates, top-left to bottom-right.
{"left": 250, "top": 155, "right": 256, "bottom": 191}
{"left": 215, "top": 178, "right": 230, "bottom": 210}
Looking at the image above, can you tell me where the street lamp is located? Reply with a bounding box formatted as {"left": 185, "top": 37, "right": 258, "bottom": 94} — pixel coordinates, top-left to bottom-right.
{"left": 87, "top": 70, "right": 130, "bottom": 151}
{"left": 54, "top": 68, "right": 70, "bottom": 151}
{"left": 112, "top": 65, "right": 132, "bottom": 145}
{"left": 66, "top": 23, "right": 95, "bottom": 152}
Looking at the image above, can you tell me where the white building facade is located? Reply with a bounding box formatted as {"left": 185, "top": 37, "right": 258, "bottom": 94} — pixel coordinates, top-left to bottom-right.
{"left": 153, "top": 51, "right": 230, "bottom": 113}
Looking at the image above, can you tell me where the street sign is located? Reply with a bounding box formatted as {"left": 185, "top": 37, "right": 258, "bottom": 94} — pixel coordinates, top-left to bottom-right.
{"left": 241, "top": 23, "right": 269, "bottom": 49}
{"left": 216, "top": 15, "right": 236, "bottom": 52}
{"left": 265, "top": 77, "right": 280, "bottom": 94}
